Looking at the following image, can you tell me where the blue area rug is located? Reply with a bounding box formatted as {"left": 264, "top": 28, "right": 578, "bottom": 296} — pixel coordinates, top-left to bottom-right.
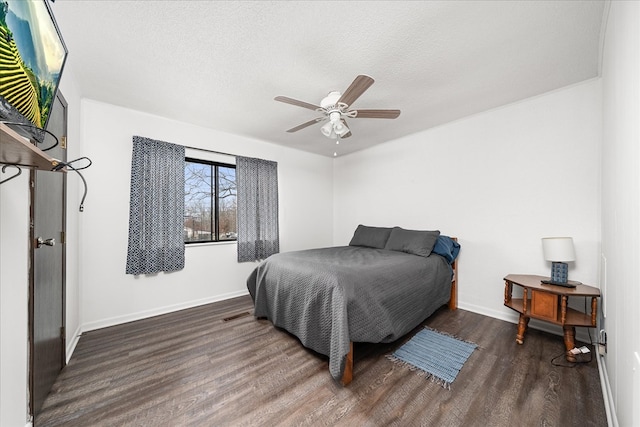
{"left": 387, "top": 327, "right": 477, "bottom": 389}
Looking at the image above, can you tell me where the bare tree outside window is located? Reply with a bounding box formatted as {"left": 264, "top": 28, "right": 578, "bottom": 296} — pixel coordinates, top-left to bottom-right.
{"left": 218, "top": 166, "right": 237, "bottom": 240}
{"left": 184, "top": 159, "right": 236, "bottom": 243}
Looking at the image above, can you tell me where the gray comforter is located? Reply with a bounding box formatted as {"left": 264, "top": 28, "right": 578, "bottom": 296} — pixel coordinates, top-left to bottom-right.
{"left": 246, "top": 246, "right": 453, "bottom": 381}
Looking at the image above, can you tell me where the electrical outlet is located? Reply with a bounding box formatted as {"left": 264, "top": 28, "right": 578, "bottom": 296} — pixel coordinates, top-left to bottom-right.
{"left": 598, "top": 329, "right": 607, "bottom": 355}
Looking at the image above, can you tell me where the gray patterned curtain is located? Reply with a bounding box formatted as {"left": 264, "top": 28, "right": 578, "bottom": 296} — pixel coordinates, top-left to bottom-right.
{"left": 126, "top": 136, "right": 185, "bottom": 275}
{"left": 236, "top": 156, "right": 279, "bottom": 262}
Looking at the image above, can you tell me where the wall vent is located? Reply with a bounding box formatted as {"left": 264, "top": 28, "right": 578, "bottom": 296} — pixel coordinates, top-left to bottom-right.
{"left": 222, "top": 312, "right": 251, "bottom": 322}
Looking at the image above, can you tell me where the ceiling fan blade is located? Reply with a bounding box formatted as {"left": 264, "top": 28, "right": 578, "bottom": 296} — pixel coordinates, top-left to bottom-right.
{"left": 337, "top": 75, "right": 375, "bottom": 107}
{"left": 352, "top": 109, "right": 401, "bottom": 119}
{"left": 275, "top": 96, "right": 320, "bottom": 111}
{"left": 286, "top": 117, "right": 326, "bottom": 133}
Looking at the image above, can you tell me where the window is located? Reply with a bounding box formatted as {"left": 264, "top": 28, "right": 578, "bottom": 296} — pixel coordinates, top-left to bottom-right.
{"left": 184, "top": 158, "right": 237, "bottom": 243}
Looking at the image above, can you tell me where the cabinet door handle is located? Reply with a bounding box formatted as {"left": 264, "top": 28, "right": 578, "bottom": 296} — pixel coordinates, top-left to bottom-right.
{"left": 36, "top": 237, "right": 56, "bottom": 248}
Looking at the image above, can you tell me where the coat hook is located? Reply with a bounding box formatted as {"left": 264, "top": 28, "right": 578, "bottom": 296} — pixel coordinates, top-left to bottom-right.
{"left": 0, "top": 164, "right": 23, "bottom": 185}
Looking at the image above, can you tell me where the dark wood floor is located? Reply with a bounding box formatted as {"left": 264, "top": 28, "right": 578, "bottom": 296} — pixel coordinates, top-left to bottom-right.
{"left": 36, "top": 295, "right": 607, "bottom": 427}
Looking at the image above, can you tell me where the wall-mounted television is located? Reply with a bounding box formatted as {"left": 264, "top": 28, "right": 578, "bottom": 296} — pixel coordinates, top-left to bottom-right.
{"left": 0, "top": 0, "right": 67, "bottom": 144}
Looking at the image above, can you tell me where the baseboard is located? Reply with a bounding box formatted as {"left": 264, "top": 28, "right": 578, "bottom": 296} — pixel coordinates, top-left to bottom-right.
{"left": 458, "top": 301, "right": 513, "bottom": 323}
{"left": 81, "top": 290, "right": 250, "bottom": 333}
{"left": 65, "top": 324, "right": 82, "bottom": 364}
{"left": 596, "top": 353, "right": 618, "bottom": 427}
{"left": 458, "top": 300, "right": 594, "bottom": 343}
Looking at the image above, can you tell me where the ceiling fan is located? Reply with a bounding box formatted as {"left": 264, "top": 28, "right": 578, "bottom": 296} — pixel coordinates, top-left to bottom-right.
{"left": 274, "top": 75, "right": 401, "bottom": 140}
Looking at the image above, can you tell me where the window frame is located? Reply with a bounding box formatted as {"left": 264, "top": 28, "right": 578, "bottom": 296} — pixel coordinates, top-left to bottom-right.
{"left": 184, "top": 157, "right": 237, "bottom": 244}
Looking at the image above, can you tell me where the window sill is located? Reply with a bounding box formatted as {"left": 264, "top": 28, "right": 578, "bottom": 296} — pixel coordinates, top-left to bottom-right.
{"left": 185, "top": 240, "right": 237, "bottom": 248}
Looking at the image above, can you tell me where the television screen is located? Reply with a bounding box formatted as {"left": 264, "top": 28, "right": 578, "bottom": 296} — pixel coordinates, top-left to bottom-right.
{"left": 0, "top": 0, "right": 67, "bottom": 143}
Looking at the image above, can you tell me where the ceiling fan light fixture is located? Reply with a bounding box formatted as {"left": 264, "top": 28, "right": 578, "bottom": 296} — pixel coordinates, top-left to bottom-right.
{"left": 321, "top": 113, "right": 350, "bottom": 139}
{"left": 321, "top": 121, "right": 336, "bottom": 138}
{"left": 334, "top": 122, "right": 350, "bottom": 137}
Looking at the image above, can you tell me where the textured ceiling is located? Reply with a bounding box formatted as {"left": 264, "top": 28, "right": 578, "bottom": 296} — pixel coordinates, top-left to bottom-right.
{"left": 51, "top": 1, "right": 606, "bottom": 157}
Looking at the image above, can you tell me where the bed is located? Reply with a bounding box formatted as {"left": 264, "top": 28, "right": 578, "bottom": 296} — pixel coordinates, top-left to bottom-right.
{"left": 246, "top": 225, "right": 460, "bottom": 385}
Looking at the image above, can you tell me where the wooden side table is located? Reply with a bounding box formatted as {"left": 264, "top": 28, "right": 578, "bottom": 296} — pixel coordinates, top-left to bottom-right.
{"left": 503, "top": 274, "right": 600, "bottom": 362}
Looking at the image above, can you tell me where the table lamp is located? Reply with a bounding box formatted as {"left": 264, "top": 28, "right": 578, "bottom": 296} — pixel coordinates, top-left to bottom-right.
{"left": 541, "top": 237, "right": 576, "bottom": 287}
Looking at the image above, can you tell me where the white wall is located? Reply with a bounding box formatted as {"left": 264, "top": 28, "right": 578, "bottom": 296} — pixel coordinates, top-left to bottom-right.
{"left": 600, "top": 1, "right": 640, "bottom": 426}
{"left": 0, "top": 170, "right": 30, "bottom": 427}
{"left": 333, "top": 79, "right": 602, "bottom": 328}
{"left": 78, "top": 100, "right": 334, "bottom": 330}
{"left": 60, "top": 65, "right": 84, "bottom": 360}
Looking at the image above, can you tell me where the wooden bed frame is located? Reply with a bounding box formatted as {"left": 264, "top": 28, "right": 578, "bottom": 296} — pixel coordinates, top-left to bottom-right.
{"left": 340, "top": 238, "right": 459, "bottom": 385}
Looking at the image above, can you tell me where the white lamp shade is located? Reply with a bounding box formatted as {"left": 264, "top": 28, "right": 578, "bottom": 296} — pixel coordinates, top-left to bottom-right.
{"left": 541, "top": 237, "right": 576, "bottom": 262}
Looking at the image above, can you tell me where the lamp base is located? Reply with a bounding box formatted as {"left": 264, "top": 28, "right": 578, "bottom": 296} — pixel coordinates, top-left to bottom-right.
{"left": 542, "top": 262, "right": 575, "bottom": 287}
{"left": 541, "top": 279, "right": 577, "bottom": 288}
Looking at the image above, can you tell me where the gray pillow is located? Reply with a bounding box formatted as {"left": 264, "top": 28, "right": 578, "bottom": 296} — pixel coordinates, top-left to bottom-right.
{"left": 348, "top": 225, "right": 393, "bottom": 249}
{"left": 384, "top": 227, "right": 441, "bottom": 257}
